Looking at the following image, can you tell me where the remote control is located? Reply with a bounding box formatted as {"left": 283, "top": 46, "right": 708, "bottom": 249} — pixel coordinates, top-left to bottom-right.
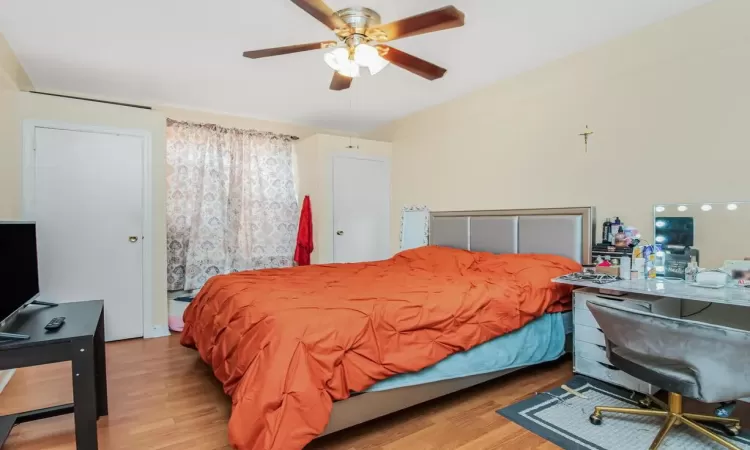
{"left": 45, "top": 317, "right": 66, "bottom": 331}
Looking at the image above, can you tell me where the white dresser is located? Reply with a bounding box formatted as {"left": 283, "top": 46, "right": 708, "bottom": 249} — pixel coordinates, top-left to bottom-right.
{"left": 572, "top": 288, "right": 681, "bottom": 394}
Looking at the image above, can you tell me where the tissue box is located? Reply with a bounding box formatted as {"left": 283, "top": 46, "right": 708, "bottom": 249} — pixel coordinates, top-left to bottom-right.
{"left": 696, "top": 271, "right": 729, "bottom": 287}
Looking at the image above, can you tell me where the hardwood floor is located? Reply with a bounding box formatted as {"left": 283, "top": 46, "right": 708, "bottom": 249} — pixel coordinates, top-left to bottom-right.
{"left": 1, "top": 334, "right": 571, "bottom": 450}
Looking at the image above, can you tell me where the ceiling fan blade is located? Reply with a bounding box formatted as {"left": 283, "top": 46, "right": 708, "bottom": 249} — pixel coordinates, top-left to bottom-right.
{"left": 376, "top": 46, "right": 446, "bottom": 80}
{"left": 368, "top": 6, "right": 465, "bottom": 42}
{"left": 330, "top": 72, "right": 353, "bottom": 91}
{"left": 291, "top": 0, "right": 349, "bottom": 32}
{"left": 243, "top": 41, "right": 337, "bottom": 59}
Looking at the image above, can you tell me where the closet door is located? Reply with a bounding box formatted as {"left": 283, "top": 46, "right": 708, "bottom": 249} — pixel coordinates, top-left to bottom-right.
{"left": 30, "top": 126, "right": 145, "bottom": 341}
{"left": 332, "top": 154, "right": 390, "bottom": 263}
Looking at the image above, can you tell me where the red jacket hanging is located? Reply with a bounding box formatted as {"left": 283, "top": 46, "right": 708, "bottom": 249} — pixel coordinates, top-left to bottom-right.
{"left": 294, "top": 195, "right": 314, "bottom": 266}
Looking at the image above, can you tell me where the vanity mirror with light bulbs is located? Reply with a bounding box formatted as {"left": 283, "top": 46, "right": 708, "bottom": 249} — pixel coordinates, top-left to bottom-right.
{"left": 653, "top": 202, "right": 750, "bottom": 280}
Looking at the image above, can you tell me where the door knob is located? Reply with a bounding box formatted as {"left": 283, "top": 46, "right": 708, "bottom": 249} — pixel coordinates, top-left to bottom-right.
{"left": 336, "top": 230, "right": 344, "bottom": 236}
{"left": 128, "top": 236, "right": 138, "bottom": 243}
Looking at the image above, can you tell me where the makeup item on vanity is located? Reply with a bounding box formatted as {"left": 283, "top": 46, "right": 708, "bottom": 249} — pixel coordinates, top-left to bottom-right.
{"left": 645, "top": 245, "right": 658, "bottom": 279}
{"left": 633, "top": 257, "right": 646, "bottom": 279}
{"left": 619, "top": 256, "right": 631, "bottom": 280}
{"left": 683, "top": 255, "right": 699, "bottom": 283}
{"left": 614, "top": 226, "right": 627, "bottom": 248}
{"left": 602, "top": 218, "right": 612, "bottom": 243}
{"left": 609, "top": 217, "right": 622, "bottom": 243}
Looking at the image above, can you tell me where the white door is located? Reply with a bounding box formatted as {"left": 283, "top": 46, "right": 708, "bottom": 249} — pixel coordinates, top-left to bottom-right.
{"left": 332, "top": 155, "right": 390, "bottom": 263}
{"left": 30, "top": 126, "right": 145, "bottom": 341}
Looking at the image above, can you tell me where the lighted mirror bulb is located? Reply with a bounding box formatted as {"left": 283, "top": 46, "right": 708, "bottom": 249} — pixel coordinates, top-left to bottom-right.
{"left": 677, "top": 205, "right": 688, "bottom": 212}
{"left": 701, "top": 204, "right": 712, "bottom": 211}
{"left": 655, "top": 220, "right": 666, "bottom": 228}
{"left": 655, "top": 235, "right": 665, "bottom": 243}
{"left": 727, "top": 203, "right": 738, "bottom": 211}
{"left": 654, "top": 206, "right": 665, "bottom": 213}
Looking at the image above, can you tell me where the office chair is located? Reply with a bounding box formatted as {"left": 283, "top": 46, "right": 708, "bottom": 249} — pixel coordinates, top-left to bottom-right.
{"left": 586, "top": 298, "right": 750, "bottom": 450}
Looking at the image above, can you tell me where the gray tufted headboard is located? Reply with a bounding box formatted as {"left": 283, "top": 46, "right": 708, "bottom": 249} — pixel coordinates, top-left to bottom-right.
{"left": 429, "top": 207, "right": 594, "bottom": 264}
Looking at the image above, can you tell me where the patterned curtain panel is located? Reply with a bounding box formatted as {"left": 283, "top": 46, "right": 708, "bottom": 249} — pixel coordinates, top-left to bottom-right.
{"left": 166, "top": 120, "right": 299, "bottom": 291}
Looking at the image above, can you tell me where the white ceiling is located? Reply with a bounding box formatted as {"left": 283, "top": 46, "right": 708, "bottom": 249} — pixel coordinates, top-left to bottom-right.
{"left": 0, "top": 0, "right": 711, "bottom": 132}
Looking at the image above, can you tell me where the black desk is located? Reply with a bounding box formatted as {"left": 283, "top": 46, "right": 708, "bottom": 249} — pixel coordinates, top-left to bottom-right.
{"left": 0, "top": 301, "right": 107, "bottom": 449}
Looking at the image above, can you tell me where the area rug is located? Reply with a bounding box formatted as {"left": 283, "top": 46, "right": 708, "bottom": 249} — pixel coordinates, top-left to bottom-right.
{"left": 497, "top": 376, "right": 750, "bottom": 449}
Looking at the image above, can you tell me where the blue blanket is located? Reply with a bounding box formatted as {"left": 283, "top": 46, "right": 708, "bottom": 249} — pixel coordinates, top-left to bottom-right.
{"left": 367, "top": 312, "right": 569, "bottom": 392}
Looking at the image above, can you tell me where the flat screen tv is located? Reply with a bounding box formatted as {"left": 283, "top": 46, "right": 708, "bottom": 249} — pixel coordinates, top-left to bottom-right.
{"left": 0, "top": 221, "right": 40, "bottom": 331}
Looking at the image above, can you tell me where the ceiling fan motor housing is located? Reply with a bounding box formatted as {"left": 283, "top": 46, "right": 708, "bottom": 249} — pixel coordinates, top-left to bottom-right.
{"left": 335, "top": 7, "right": 381, "bottom": 39}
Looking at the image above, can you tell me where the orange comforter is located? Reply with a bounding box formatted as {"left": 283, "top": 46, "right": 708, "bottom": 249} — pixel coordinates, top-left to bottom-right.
{"left": 181, "top": 246, "right": 580, "bottom": 450}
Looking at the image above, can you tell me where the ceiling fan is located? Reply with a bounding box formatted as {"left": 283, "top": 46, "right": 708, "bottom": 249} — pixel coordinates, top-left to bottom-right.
{"left": 243, "top": 0, "right": 465, "bottom": 91}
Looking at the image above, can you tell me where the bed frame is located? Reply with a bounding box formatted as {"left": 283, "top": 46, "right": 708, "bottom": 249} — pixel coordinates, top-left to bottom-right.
{"left": 321, "top": 207, "right": 594, "bottom": 435}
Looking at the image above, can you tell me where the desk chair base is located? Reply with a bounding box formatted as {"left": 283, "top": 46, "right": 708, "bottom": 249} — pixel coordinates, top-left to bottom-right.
{"left": 589, "top": 392, "right": 742, "bottom": 450}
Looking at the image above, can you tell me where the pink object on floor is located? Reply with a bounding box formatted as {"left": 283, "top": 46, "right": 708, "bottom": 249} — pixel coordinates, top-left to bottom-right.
{"left": 168, "top": 315, "right": 184, "bottom": 332}
{"left": 168, "top": 298, "right": 191, "bottom": 332}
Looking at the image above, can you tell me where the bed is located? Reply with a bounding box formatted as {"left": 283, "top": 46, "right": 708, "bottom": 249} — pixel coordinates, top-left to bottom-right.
{"left": 322, "top": 207, "right": 593, "bottom": 435}
{"left": 181, "top": 207, "right": 593, "bottom": 450}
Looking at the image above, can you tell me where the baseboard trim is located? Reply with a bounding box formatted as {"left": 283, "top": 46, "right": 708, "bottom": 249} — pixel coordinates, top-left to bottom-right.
{"left": 0, "top": 369, "right": 16, "bottom": 394}
{"left": 144, "top": 325, "right": 171, "bottom": 339}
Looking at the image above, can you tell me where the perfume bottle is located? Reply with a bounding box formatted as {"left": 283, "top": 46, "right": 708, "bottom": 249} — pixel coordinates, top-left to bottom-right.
{"left": 685, "top": 257, "right": 698, "bottom": 283}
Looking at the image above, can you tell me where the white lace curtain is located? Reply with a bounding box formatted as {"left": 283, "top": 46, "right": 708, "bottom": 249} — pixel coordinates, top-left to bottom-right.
{"left": 166, "top": 120, "right": 299, "bottom": 291}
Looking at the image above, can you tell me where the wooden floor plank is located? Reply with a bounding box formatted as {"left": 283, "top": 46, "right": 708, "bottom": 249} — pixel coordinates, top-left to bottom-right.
{"left": 1, "top": 334, "right": 573, "bottom": 449}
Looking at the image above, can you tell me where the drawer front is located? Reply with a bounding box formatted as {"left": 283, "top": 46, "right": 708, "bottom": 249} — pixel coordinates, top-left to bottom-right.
{"left": 574, "top": 289, "right": 668, "bottom": 313}
{"left": 575, "top": 325, "right": 605, "bottom": 347}
{"left": 574, "top": 355, "right": 655, "bottom": 394}
{"left": 573, "top": 291, "right": 589, "bottom": 310}
{"left": 576, "top": 341, "right": 609, "bottom": 365}
{"left": 574, "top": 305, "right": 599, "bottom": 328}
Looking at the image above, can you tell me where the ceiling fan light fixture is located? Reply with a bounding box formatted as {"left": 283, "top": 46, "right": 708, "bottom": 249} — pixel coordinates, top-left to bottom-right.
{"left": 324, "top": 47, "right": 360, "bottom": 77}
{"left": 353, "top": 43, "right": 389, "bottom": 75}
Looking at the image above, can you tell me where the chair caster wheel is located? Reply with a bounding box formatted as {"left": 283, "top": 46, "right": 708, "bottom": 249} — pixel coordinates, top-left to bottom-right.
{"left": 589, "top": 414, "right": 602, "bottom": 425}
{"left": 723, "top": 424, "right": 741, "bottom": 437}
{"left": 638, "top": 397, "right": 652, "bottom": 409}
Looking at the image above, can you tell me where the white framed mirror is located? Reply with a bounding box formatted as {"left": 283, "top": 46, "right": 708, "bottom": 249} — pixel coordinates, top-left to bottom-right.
{"left": 400, "top": 205, "right": 430, "bottom": 251}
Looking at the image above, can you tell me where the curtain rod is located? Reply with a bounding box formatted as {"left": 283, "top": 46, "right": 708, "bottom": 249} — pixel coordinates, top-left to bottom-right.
{"left": 167, "top": 118, "right": 299, "bottom": 141}
{"left": 30, "top": 91, "right": 152, "bottom": 110}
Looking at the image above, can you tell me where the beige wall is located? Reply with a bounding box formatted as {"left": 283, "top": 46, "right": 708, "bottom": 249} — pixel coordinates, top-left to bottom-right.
{"left": 0, "top": 33, "right": 31, "bottom": 218}
{"left": 372, "top": 0, "right": 750, "bottom": 254}
{"left": 296, "top": 134, "right": 392, "bottom": 264}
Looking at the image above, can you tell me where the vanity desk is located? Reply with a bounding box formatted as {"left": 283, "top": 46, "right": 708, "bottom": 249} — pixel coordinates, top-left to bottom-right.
{"left": 554, "top": 277, "right": 750, "bottom": 394}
